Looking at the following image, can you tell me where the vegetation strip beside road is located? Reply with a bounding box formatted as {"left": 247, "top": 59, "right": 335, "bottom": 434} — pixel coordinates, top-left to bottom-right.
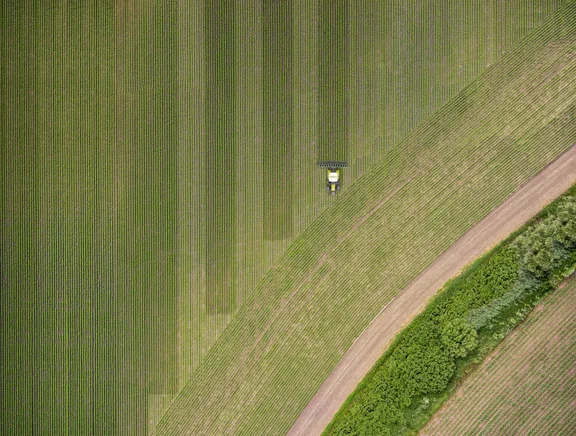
{"left": 420, "top": 273, "right": 576, "bottom": 436}
{"left": 157, "top": 4, "right": 576, "bottom": 434}
{"left": 324, "top": 185, "right": 576, "bottom": 435}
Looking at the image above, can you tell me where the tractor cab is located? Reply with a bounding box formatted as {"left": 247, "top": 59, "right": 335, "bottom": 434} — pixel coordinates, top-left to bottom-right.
{"left": 317, "top": 161, "right": 348, "bottom": 196}
{"left": 327, "top": 169, "right": 340, "bottom": 195}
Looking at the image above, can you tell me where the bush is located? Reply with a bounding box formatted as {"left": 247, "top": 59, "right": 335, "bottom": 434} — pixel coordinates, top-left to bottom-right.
{"left": 390, "top": 345, "right": 455, "bottom": 397}
{"left": 441, "top": 318, "right": 478, "bottom": 358}
{"left": 512, "top": 195, "right": 576, "bottom": 278}
{"left": 429, "top": 247, "right": 519, "bottom": 328}
{"left": 467, "top": 272, "right": 537, "bottom": 330}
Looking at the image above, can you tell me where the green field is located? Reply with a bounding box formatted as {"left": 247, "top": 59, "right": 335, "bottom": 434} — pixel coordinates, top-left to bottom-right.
{"left": 421, "top": 274, "right": 576, "bottom": 436}
{"left": 263, "top": 0, "right": 294, "bottom": 240}
{"left": 157, "top": 3, "right": 576, "bottom": 434}
{"left": 205, "top": 0, "right": 237, "bottom": 313}
{"left": 1, "top": 0, "right": 573, "bottom": 434}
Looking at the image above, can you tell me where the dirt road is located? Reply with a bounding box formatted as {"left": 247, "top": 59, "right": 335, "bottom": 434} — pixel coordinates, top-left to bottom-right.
{"left": 287, "top": 144, "right": 576, "bottom": 436}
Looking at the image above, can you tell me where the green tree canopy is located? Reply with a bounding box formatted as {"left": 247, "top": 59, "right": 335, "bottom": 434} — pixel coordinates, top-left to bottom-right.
{"left": 441, "top": 318, "right": 478, "bottom": 358}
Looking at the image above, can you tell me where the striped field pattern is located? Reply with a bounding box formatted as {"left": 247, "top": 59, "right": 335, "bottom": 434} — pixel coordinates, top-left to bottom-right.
{"left": 0, "top": 0, "right": 572, "bottom": 434}
{"left": 157, "top": 4, "right": 576, "bottom": 434}
{"left": 421, "top": 274, "right": 576, "bottom": 436}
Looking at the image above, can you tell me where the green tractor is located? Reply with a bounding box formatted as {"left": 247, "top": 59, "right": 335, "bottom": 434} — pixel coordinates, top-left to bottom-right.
{"left": 317, "top": 161, "right": 348, "bottom": 195}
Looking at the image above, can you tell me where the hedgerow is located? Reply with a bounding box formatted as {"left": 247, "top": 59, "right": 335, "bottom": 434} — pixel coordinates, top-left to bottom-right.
{"left": 324, "top": 185, "right": 576, "bottom": 435}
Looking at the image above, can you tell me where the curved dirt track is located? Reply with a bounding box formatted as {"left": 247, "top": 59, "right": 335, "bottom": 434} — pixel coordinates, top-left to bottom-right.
{"left": 287, "top": 144, "right": 576, "bottom": 436}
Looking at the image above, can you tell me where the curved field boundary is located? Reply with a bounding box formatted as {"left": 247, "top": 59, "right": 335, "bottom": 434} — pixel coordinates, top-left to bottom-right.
{"left": 0, "top": 2, "right": 571, "bottom": 435}
{"left": 421, "top": 274, "right": 576, "bottom": 435}
{"left": 156, "top": 4, "right": 576, "bottom": 433}
{"left": 289, "top": 147, "right": 576, "bottom": 435}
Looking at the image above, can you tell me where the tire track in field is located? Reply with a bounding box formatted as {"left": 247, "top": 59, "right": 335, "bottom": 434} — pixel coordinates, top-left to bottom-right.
{"left": 288, "top": 144, "right": 576, "bottom": 436}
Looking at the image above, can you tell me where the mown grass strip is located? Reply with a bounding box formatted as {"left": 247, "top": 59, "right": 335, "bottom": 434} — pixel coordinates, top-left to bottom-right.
{"left": 93, "top": 2, "right": 117, "bottom": 433}
{"left": 66, "top": 3, "right": 97, "bottom": 432}
{"left": 176, "top": 0, "right": 214, "bottom": 385}
{"left": 113, "top": 1, "right": 145, "bottom": 432}
{"left": 137, "top": 0, "right": 178, "bottom": 397}
{"left": 205, "top": 0, "right": 237, "bottom": 314}
{"left": 0, "top": 1, "right": 37, "bottom": 432}
{"left": 235, "top": 0, "right": 264, "bottom": 306}
{"left": 292, "top": 0, "right": 323, "bottom": 234}
{"left": 35, "top": 2, "right": 70, "bottom": 432}
{"left": 157, "top": 4, "right": 576, "bottom": 434}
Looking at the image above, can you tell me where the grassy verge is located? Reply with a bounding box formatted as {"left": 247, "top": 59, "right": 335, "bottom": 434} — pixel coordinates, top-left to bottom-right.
{"left": 157, "top": 4, "right": 576, "bottom": 434}
{"left": 324, "top": 185, "right": 576, "bottom": 435}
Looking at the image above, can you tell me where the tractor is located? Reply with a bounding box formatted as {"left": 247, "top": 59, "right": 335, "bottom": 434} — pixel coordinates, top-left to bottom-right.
{"left": 317, "top": 161, "right": 348, "bottom": 195}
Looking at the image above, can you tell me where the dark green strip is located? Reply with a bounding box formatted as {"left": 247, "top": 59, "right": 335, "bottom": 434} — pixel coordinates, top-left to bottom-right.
{"left": 263, "top": 0, "right": 294, "bottom": 240}
{"left": 1, "top": 2, "right": 36, "bottom": 433}
{"left": 129, "top": 0, "right": 179, "bottom": 415}
{"left": 35, "top": 2, "right": 67, "bottom": 431}
{"left": 318, "top": 0, "right": 348, "bottom": 162}
{"left": 67, "top": 4, "right": 97, "bottom": 433}
{"left": 205, "top": 0, "right": 236, "bottom": 314}
{"left": 114, "top": 1, "right": 145, "bottom": 432}
{"left": 93, "top": 2, "right": 117, "bottom": 433}
{"left": 141, "top": 2, "right": 178, "bottom": 396}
